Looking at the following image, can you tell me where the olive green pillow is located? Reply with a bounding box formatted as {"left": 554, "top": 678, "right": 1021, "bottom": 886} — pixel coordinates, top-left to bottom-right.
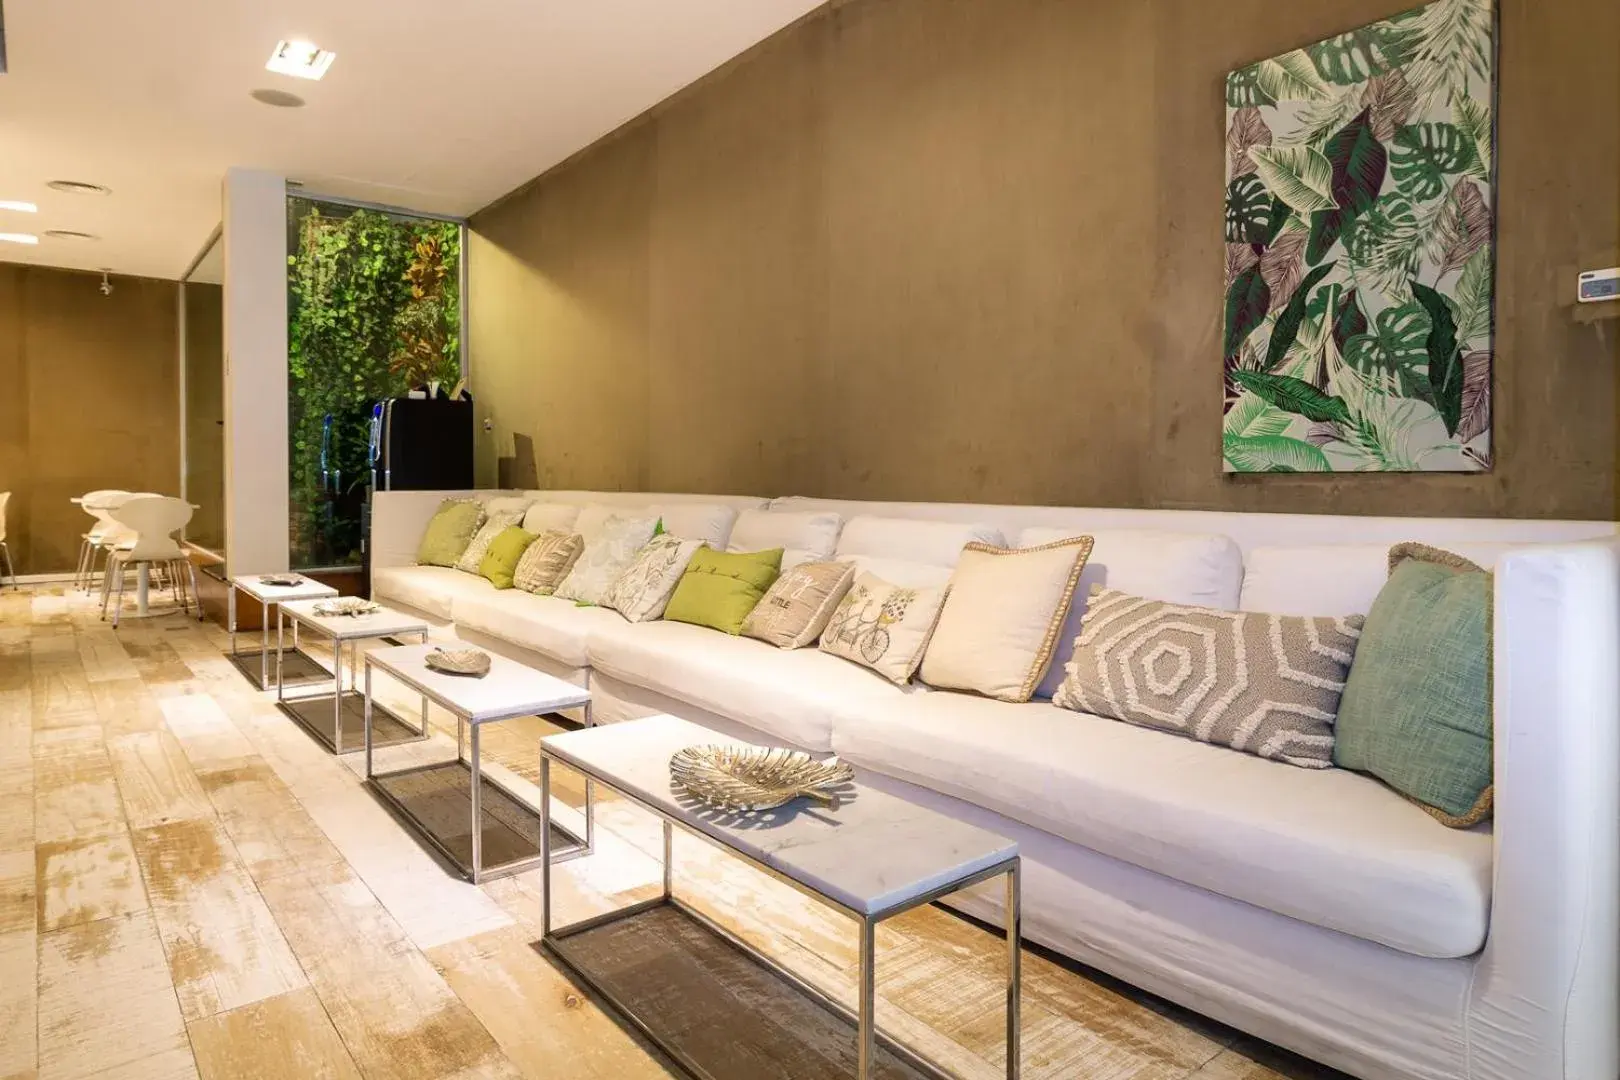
{"left": 663, "top": 547, "right": 783, "bottom": 635}
{"left": 478, "top": 526, "right": 538, "bottom": 590}
{"left": 1334, "top": 543, "right": 1493, "bottom": 827}
{"left": 416, "top": 499, "right": 485, "bottom": 567}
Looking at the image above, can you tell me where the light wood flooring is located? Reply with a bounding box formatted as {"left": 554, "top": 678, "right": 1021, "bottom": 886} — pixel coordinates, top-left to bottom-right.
{"left": 0, "top": 584, "right": 1344, "bottom": 1080}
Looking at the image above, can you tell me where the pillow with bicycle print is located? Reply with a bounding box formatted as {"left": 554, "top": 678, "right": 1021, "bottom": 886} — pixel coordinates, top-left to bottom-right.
{"left": 818, "top": 571, "right": 949, "bottom": 685}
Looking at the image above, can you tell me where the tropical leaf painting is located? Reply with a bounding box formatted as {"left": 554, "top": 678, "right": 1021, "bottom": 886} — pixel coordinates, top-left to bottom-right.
{"left": 1222, "top": 0, "right": 1494, "bottom": 473}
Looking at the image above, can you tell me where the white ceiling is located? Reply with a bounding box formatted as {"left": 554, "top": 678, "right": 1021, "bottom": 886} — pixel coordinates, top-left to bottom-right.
{"left": 0, "top": 0, "right": 822, "bottom": 280}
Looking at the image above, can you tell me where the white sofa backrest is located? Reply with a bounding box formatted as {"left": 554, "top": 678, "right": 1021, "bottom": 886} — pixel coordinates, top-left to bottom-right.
{"left": 1020, "top": 526, "right": 1244, "bottom": 698}
{"left": 835, "top": 515, "right": 1003, "bottom": 588}
{"left": 1241, "top": 541, "right": 1568, "bottom": 616}
{"left": 773, "top": 496, "right": 1616, "bottom": 558}
{"left": 728, "top": 509, "right": 843, "bottom": 570}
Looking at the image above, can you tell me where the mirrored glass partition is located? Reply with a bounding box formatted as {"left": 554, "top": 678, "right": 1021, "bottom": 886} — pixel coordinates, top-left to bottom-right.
{"left": 180, "top": 230, "right": 225, "bottom": 554}
{"left": 286, "top": 195, "right": 464, "bottom": 571}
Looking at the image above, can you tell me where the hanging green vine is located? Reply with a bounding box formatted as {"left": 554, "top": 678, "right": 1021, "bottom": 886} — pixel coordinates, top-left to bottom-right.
{"left": 287, "top": 199, "right": 462, "bottom": 568}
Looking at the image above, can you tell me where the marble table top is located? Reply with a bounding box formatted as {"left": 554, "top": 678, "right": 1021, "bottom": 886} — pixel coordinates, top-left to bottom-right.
{"left": 542, "top": 714, "right": 1018, "bottom": 918}
{"left": 229, "top": 573, "right": 338, "bottom": 604}
{"left": 366, "top": 643, "right": 590, "bottom": 723}
{"left": 278, "top": 598, "right": 429, "bottom": 642}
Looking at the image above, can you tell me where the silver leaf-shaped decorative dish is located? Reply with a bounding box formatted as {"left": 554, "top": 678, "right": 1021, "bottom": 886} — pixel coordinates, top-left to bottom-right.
{"left": 258, "top": 573, "right": 303, "bottom": 587}
{"left": 670, "top": 744, "right": 854, "bottom": 812}
{"left": 425, "top": 648, "right": 491, "bottom": 678}
{"left": 311, "top": 597, "right": 381, "bottom": 618}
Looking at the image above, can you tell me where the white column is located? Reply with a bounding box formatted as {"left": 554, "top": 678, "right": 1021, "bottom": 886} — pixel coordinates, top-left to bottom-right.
{"left": 221, "top": 168, "right": 289, "bottom": 574}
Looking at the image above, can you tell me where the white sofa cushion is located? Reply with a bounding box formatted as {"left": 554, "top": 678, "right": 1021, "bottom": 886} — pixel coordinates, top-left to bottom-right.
{"left": 831, "top": 690, "right": 1491, "bottom": 959}
{"left": 453, "top": 591, "right": 629, "bottom": 670}
{"left": 650, "top": 503, "right": 738, "bottom": 547}
{"left": 835, "top": 516, "right": 1004, "bottom": 588}
{"left": 1020, "top": 527, "right": 1244, "bottom": 699}
{"left": 728, "top": 509, "right": 843, "bottom": 570}
{"left": 371, "top": 565, "right": 503, "bottom": 621}
{"left": 586, "top": 620, "right": 925, "bottom": 751}
{"left": 1240, "top": 541, "right": 1533, "bottom": 616}
{"left": 521, "top": 502, "right": 581, "bottom": 535}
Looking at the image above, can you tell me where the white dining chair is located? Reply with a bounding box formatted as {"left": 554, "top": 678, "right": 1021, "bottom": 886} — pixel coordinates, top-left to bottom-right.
{"left": 76, "top": 489, "right": 131, "bottom": 591}
{"left": 100, "top": 495, "right": 201, "bottom": 628}
{"left": 0, "top": 491, "right": 14, "bottom": 590}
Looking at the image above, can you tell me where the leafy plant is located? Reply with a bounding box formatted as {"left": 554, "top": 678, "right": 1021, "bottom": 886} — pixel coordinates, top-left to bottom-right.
{"left": 287, "top": 201, "right": 462, "bottom": 568}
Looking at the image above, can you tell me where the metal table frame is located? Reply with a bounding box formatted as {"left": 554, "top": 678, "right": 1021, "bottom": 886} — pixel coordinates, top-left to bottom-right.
{"left": 538, "top": 750, "right": 1021, "bottom": 1080}
{"left": 273, "top": 605, "right": 431, "bottom": 755}
{"left": 227, "top": 577, "right": 336, "bottom": 690}
{"left": 361, "top": 655, "right": 596, "bottom": 884}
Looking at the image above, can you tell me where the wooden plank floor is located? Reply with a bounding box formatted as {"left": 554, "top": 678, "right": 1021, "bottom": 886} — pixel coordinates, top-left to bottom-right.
{"left": 0, "top": 584, "right": 1346, "bottom": 1080}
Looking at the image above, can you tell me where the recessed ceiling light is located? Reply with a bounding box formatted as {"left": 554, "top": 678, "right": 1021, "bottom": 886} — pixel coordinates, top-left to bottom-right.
{"left": 266, "top": 40, "right": 335, "bottom": 81}
{"left": 44, "top": 229, "right": 99, "bottom": 241}
{"left": 46, "top": 180, "right": 111, "bottom": 196}
{"left": 250, "top": 88, "right": 306, "bottom": 108}
{"left": 0, "top": 233, "right": 40, "bottom": 245}
{"left": 0, "top": 201, "right": 38, "bottom": 213}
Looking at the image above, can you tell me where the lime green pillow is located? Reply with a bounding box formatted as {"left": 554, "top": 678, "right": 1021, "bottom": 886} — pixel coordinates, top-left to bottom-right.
{"left": 417, "top": 500, "right": 485, "bottom": 567}
{"left": 478, "top": 526, "right": 538, "bottom": 590}
{"left": 663, "top": 547, "right": 783, "bottom": 635}
{"left": 1334, "top": 543, "right": 1493, "bottom": 826}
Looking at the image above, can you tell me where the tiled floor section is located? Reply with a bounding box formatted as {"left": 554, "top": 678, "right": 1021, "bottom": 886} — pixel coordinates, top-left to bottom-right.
{"left": 0, "top": 584, "right": 1348, "bottom": 1079}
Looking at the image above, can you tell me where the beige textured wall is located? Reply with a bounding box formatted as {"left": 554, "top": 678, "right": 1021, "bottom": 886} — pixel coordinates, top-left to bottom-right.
{"left": 469, "top": 0, "right": 1620, "bottom": 520}
{"left": 0, "top": 265, "right": 181, "bottom": 573}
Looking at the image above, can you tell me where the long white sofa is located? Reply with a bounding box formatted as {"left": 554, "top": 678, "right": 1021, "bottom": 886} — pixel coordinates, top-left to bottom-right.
{"left": 370, "top": 488, "right": 1620, "bottom": 1080}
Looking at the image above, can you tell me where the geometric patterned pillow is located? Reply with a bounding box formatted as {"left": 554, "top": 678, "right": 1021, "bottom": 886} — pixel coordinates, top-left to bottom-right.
{"left": 512, "top": 530, "right": 584, "bottom": 595}
{"left": 1052, "top": 586, "right": 1365, "bottom": 769}
{"left": 454, "top": 510, "right": 523, "bottom": 574}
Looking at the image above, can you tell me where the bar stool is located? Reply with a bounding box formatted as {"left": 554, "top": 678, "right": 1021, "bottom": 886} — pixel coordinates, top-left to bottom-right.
{"left": 101, "top": 495, "right": 201, "bottom": 628}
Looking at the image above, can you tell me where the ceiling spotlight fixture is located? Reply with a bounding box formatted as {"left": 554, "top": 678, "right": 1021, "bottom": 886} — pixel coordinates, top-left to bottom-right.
{"left": 0, "top": 200, "right": 38, "bottom": 213}
{"left": 44, "top": 229, "right": 99, "bottom": 241}
{"left": 250, "top": 88, "right": 306, "bottom": 108}
{"left": 0, "top": 233, "right": 40, "bottom": 245}
{"left": 266, "top": 39, "right": 335, "bottom": 80}
{"left": 46, "top": 180, "right": 111, "bottom": 196}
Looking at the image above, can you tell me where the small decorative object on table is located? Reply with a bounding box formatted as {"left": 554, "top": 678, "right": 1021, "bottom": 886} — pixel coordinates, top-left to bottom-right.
{"left": 424, "top": 647, "right": 491, "bottom": 678}
{"left": 670, "top": 743, "right": 854, "bottom": 811}
{"left": 259, "top": 573, "right": 303, "bottom": 587}
{"left": 312, "top": 597, "right": 381, "bottom": 617}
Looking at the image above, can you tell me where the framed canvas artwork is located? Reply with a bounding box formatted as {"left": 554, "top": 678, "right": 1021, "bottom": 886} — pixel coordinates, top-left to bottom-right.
{"left": 1222, "top": 0, "right": 1496, "bottom": 473}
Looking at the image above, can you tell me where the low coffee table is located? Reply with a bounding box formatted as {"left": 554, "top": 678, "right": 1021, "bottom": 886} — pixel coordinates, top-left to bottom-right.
{"left": 274, "top": 598, "right": 430, "bottom": 755}
{"left": 361, "top": 643, "right": 595, "bottom": 884}
{"left": 226, "top": 573, "right": 337, "bottom": 690}
{"left": 539, "top": 714, "right": 1021, "bottom": 1080}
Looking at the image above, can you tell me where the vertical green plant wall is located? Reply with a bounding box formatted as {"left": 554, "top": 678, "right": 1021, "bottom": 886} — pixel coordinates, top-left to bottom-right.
{"left": 287, "top": 198, "right": 462, "bottom": 568}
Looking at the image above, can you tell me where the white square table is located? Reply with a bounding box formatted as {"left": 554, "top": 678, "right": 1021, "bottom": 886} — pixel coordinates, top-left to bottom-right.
{"left": 226, "top": 573, "right": 338, "bottom": 690}
{"left": 539, "top": 714, "right": 1021, "bottom": 1080}
{"left": 361, "top": 643, "right": 596, "bottom": 884}
{"left": 274, "top": 598, "right": 431, "bottom": 755}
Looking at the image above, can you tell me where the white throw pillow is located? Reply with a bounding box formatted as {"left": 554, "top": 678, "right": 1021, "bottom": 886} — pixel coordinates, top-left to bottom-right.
{"left": 648, "top": 503, "right": 739, "bottom": 547}
{"left": 522, "top": 502, "right": 582, "bottom": 535}
{"left": 921, "top": 537, "right": 1094, "bottom": 702}
{"left": 574, "top": 504, "right": 646, "bottom": 544}
{"left": 819, "top": 571, "right": 949, "bottom": 685}
{"left": 602, "top": 535, "right": 704, "bottom": 623}
{"left": 554, "top": 515, "right": 660, "bottom": 605}
{"left": 485, "top": 495, "right": 535, "bottom": 516}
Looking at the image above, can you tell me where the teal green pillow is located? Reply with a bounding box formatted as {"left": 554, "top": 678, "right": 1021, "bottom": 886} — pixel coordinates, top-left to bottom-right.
{"left": 479, "top": 526, "right": 537, "bottom": 590}
{"left": 416, "top": 500, "right": 485, "bottom": 567}
{"left": 1334, "top": 543, "right": 1492, "bottom": 826}
{"left": 663, "top": 547, "right": 783, "bottom": 635}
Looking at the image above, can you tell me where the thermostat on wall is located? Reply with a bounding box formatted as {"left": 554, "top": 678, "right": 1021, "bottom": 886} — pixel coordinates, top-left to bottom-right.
{"left": 1578, "top": 267, "right": 1619, "bottom": 303}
